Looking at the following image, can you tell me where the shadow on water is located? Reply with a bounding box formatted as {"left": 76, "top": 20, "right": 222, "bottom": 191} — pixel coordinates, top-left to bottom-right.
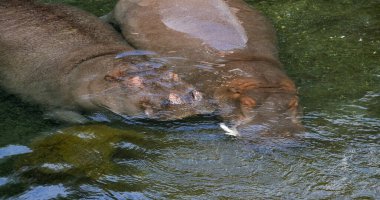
{"left": 0, "top": 0, "right": 379, "bottom": 199}
{"left": 0, "top": 90, "right": 57, "bottom": 147}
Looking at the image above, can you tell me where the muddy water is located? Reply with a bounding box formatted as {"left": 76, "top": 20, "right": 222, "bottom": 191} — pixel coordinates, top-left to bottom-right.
{"left": 0, "top": 0, "right": 379, "bottom": 199}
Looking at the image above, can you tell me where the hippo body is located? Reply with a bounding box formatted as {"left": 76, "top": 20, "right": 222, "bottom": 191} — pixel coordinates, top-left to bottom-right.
{"left": 0, "top": 0, "right": 210, "bottom": 122}
{"left": 110, "top": 0, "right": 302, "bottom": 134}
{"left": 112, "top": 0, "right": 280, "bottom": 63}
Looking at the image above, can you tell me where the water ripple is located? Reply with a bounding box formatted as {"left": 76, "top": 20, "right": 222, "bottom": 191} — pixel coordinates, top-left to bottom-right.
{"left": 11, "top": 184, "right": 70, "bottom": 200}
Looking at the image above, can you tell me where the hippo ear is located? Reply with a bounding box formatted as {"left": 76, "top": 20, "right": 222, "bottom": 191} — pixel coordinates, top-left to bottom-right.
{"left": 104, "top": 69, "right": 127, "bottom": 82}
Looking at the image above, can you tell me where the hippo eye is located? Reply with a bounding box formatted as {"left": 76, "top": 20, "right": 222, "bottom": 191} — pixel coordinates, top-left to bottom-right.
{"left": 191, "top": 90, "right": 202, "bottom": 101}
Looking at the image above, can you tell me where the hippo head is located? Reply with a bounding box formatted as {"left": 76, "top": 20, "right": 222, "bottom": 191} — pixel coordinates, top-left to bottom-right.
{"left": 87, "top": 57, "right": 214, "bottom": 121}
{"left": 214, "top": 61, "right": 303, "bottom": 137}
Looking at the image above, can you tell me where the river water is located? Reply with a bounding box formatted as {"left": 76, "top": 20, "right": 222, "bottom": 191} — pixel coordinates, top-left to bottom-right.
{"left": 0, "top": 0, "right": 379, "bottom": 199}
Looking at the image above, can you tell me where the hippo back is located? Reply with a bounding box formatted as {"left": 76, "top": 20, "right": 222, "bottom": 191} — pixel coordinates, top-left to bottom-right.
{"left": 0, "top": 0, "right": 130, "bottom": 108}
{"left": 113, "top": 0, "right": 279, "bottom": 64}
{"left": 0, "top": 1, "right": 214, "bottom": 121}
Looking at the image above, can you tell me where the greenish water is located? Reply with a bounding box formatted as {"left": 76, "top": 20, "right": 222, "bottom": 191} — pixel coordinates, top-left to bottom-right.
{"left": 0, "top": 0, "right": 379, "bottom": 199}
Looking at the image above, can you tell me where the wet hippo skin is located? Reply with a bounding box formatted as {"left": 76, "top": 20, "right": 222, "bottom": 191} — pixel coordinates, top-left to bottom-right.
{"left": 0, "top": 0, "right": 212, "bottom": 122}
{"left": 109, "top": 0, "right": 302, "bottom": 135}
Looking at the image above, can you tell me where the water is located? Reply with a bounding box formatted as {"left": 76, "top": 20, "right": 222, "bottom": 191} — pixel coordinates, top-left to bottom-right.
{"left": 1, "top": 0, "right": 379, "bottom": 199}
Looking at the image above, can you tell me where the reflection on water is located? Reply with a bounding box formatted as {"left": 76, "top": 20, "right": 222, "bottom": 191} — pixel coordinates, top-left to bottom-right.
{"left": 0, "top": 145, "right": 32, "bottom": 159}
{"left": 16, "top": 184, "right": 69, "bottom": 200}
{"left": 0, "top": 178, "right": 8, "bottom": 187}
{"left": 0, "top": 0, "right": 379, "bottom": 199}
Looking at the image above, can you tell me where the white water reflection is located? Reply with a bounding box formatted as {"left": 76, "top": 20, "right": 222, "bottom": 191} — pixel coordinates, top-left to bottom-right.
{"left": 13, "top": 184, "right": 70, "bottom": 200}
{"left": 0, "top": 145, "right": 32, "bottom": 159}
{"left": 0, "top": 177, "right": 8, "bottom": 187}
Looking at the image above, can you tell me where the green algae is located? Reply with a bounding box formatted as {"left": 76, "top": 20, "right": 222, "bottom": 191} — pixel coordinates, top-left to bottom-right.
{"left": 17, "top": 124, "right": 147, "bottom": 180}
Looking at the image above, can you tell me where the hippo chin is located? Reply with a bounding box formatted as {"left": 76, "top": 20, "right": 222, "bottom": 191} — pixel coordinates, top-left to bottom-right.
{"left": 0, "top": 1, "right": 212, "bottom": 123}
{"left": 108, "top": 0, "right": 303, "bottom": 135}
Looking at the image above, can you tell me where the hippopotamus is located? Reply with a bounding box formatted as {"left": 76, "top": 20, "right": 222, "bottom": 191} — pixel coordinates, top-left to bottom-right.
{"left": 0, "top": 0, "right": 212, "bottom": 123}
{"left": 106, "top": 0, "right": 302, "bottom": 135}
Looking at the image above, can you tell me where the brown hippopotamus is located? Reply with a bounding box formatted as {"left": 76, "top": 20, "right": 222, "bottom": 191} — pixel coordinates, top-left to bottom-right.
{"left": 107, "top": 0, "right": 302, "bottom": 135}
{"left": 0, "top": 0, "right": 212, "bottom": 123}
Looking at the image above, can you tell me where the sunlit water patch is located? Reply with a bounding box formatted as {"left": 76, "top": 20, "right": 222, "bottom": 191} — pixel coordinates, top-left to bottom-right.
{"left": 0, "top": 145, "right": 32, "bottom": 159}
{"left": 12, "top": 184, "right": 70, "bottom": 200}
{"left": 0, "top": 178, "right": 8, "bottom": 187}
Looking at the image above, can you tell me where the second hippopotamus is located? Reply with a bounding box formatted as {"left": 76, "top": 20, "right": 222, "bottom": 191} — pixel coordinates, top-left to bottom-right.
{"left": 0, "top": 0, "right": 213, "bottom": 123}
{"left": 105, "top": 0, "right": 302, "bottom": 135}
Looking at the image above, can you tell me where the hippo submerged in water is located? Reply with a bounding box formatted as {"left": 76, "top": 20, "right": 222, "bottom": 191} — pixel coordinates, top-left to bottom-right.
{"left": 105, "top": 0, "right": 303, "bottom": 135}
{"left": 0, "top": 0, "right": 212, "bottom": 123}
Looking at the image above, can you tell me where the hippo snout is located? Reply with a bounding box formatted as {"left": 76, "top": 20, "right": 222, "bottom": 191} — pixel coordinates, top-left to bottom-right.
{"left": 168, "top": 93, "right": 184, "bottom": 105}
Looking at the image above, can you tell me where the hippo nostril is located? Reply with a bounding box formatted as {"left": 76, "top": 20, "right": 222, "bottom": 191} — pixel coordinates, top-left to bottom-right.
{"left": 169, "top": 72, "right": 180, "bottom": 82}
{"left": 190, "top": 90, "right": 202, "bottom": 101}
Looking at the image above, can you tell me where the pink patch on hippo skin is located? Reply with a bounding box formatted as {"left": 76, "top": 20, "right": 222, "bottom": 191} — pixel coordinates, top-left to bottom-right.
{"left": 169, "top": 93, "right": 183, "bottom": 105}
{"left": 280, "top": 79, "right": 297, "bottom": 92}
{"left": 239, "top": 97, "right": 257, "bottom": 118}
{"left": 104, "top": 68, "right": 127, "bottom": 82}
{"left": 231, "top": 79, "right": 261, "bottom": 90}
{"left": 288, "top": 96, "right": 299, "bottom": 109}
{"left": 164, "top": 71, "right": 180, "bottom": 82}
{"left": 240, "top": 96, "right": 256, "bottom": 109}
{"left": 123, "top": 76, "right": 144, "bottom": 88}
{"left": 216, "top": 50, "right": 234, "bottom": 57}
{"left": 288, "top": 96, "right": 301, "bottom": 124}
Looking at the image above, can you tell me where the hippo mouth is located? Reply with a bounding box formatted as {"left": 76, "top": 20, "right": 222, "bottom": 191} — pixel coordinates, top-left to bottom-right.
{"left": 214, "top": 78, "right": 302, "bottom": 136}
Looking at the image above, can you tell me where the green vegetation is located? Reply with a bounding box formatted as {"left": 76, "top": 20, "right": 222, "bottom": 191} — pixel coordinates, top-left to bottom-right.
{"left": 16, "top": 125, "right": 147, "bottom": 180}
